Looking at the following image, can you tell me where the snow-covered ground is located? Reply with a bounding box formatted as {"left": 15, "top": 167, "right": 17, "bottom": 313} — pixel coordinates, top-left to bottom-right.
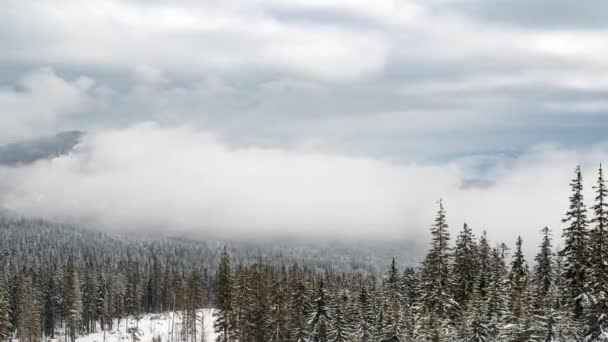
{"left": 40, "top": 310, "right": 217, "bottom": 342}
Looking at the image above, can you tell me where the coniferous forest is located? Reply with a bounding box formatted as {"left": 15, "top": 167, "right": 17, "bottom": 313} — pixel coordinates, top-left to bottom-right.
{"left": 1, "top": 165, "right": 608, "bottom": 342}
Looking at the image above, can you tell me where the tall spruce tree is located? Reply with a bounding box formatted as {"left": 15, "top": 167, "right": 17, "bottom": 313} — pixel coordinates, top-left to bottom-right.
{"left": 586, "top": 164, "right": 608, "bottom": 341}
{"left": 418, "top": 200, "right": 456, "bottom": 341}
{"left": 353, "top": 283, "right": 374, "bottom": 342}
{"left": 0, "top": 280, "right": 10, "bottom": 342}
{"left": 15, "top": 271, "right": 40, "bottom": 342}
{"left": 310, "top": 280, "right": 330, "bottom": 342}
{"left": 63, "top": 260, "right": 83, "bottom": 342}
{"left": 561, "top": 165, "right": 590, "bottom": 319}
{"left": 504, "top": 236, "right": 532, "bottom": 341}
{"left": 329, "top": 290, "right": 353, "bottom": 342}
{"left": 214, "top": 247, "right": 234, "bottom": 342}
{"left": 530, "top": 227, "right": 560, "bottom": 342}
{"left": 383, "top": 258, "right": 402, "bottom": 340}
{"left": 453, "top": 223, "right": 479, "bottom": 309}
{"left": 289, "top": 276, "right": 311, "bottom": 342}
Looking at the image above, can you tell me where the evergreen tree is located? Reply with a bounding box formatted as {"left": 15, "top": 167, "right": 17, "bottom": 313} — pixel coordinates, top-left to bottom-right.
{"left": 453, "top": 223, "right": 479, "bottom": 309}
{"left": 214, "top": 247, "right": 234, "bottom": 342}
{"left": 462, "top": 286, "right": 490, "bottom": 342}
{"left": 383, "top": 258, "right": 402, "bottom": 340}
{"left": 289, "top": 276, "right": 311, "bottom": 342}
{"left": 329, "top": 290, "right": 353, "bottom": 342}
{"left": 310, "top": 280, "right": 330, "bottom": 342}
{"left": 487, "top": 247, "right": 509, "bottom": 339}
{"left": 584, "top": 164, "right": 608, "bottom": 341}
{"left": 353, "top": 283, "right": 374, "bottom": 342}
{"left": 477, "top": 232, "right": 492, "bottom": 301}
{"left": 505, "top": 236, "right": 531, "bottom": 341}
{"left": 63, "top": 260, "right": 83, "bottom": 342}
{"left": 15, "top": 271, "right": 40, "bottom": 342}
{"left": 418, "top": 200, "right": 456, "bottom": 341}
{"left": 561, "top": 165, "right": 590, "bottom": 319}
{"left": 0, "top": 280, "right": 11, "bottom": 342}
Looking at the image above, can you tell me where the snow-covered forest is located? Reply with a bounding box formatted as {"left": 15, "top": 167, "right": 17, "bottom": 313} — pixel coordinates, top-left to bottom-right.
{"left": 1, "top": 164, "right": 607, "bottom": 342}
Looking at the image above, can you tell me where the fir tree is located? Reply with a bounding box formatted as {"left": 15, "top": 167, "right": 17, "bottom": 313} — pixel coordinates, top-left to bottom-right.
{"left": 310, "top": 280, "right": 330, "bottom": 342}
{"left": 0, "top": 281, "right": 11, "bottom": 342}
{"left": 353, "top": 283, "right": 374, "bottom": 342}
{"left": 586, "top": 164, "right": 608, "bottom": 341}
{"left": 453, "top": 223, "right": 479, "bottom": 309}
{"left": 329, "top": 290, "right": 353, "bottom": 342}
{"left": 506, "top": 236, "right": 532, "bottom": 341}
{"left": 418, "top": 200, "right": 456, "bottom": 341}
{"left": 383, "top": 258, "right": 402, "bottom": 340}
{"left": 561, "top": 165, "right": 590, "bottom": 319}
{"left": 63, "top": 260, "right": 83, "bottom": 342}
{"left": 15, "top": 271, "right": 40, "bottom": 342}
{"left": 289, "top": 276, "right": 311, "bottom": 342}
{"left": 214, "top": 247, "right": 234, "bottom": 342}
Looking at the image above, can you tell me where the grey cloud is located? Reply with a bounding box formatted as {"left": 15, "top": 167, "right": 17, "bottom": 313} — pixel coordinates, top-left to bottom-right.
{"left": 445, "top": 0, "right": 608, "bottom": 28}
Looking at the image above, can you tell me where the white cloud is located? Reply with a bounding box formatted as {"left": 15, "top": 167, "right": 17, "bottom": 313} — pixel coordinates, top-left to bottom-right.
{"left": 0, "top": 68, "right": 93, "bottom": 142}
{"left": 0, "top": 123, "right": 604, "bottom": 252}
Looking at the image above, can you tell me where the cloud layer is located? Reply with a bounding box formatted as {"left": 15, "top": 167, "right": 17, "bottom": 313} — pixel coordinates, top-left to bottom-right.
{"left": 1, "top": 124, "right": 605, "bottom": 250}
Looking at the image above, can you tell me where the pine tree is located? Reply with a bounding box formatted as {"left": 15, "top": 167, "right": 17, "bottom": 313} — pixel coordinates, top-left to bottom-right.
{"left": 383, "top": 258, "right": 402, "bottom": 340}
{"left": 477, "top": 232, "right": 492, "bottom": 301}
{"left": 63, "top": 260, "right": 83, "bottom": 342}
{"left": 462, "top": 286, "right": 490, "bottom": 342}
{"left": 505, "top": 236, "right": 531, "bottom": 341}
{"left": 269, "top": 267, "right": 289, "bottom": 342}
{"left": 353, "top": 283, "right": 374, "bottom": 342}
{"left": 15, "top": 271, "right": 40, "bottom": 342}
{"left": 214, "top": 247, "right": 234, "bottom": 342}
{"left": 487, "top": 247, "right": 509, "bottom": 339}
{"left": 310, "top": 280, "right": 330, "bottom": 342}
{"left": 329, "top": 290, "right": 353, "bottom": 342}
{"left": 418, "top": 200, "right": 456, "bottom": 341}
{"left": 586, "top": 164, "right": 608, "bottom": 341}
{"left": 529, "top": 227, "right": 557, "bottom": 341}
{"left": 187, "top": 269, "right": 204, "bottom": 341}
{"left": 561, "top": 165, "right": 590, "bottom": 319}
{"left": 289, "top": 276, "right": 311, "bottom": 342}
{"left": 453, "top": 223, "right": 479, "bottom": 309}
{"left": 0, "top": 280, "right": 11, "bottom": 342}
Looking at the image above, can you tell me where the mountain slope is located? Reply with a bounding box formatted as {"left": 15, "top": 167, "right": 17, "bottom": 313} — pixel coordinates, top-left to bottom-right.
{"left": 0, "top": 131, "right": 82, "bottom": 166}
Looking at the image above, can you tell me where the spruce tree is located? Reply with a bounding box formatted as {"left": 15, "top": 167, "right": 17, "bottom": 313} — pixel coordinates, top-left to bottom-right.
{"left": 586, "top": 164, "right": 608, "bottom": 341}
{"left": 353, "top": 283, "right": 374, "bottom": 342}
{"left": 418, "top": 200, "right": 456, "bottom": 341}
{"left": 383, "top": 258, "right": 402, "bottom": 340}
{"left": 63, "top": 260, "right": 83, "bottom": 342}
{"left": 310, "top": 280, "right": 330, "bottom": 342}
{"left": 0, "top": 281, "right": 11, "bottom": 342}
{"left": 453, "top": 223, "right": 479, "bottom": 309}
{"left": 487, "top": 247, "right": 509, "bottom": 339}
{"left": 214, "top": 247, "right": 234, "bottom": 342}
{"left": 329, "top": 290, "right": 353, "bottom": 342}
{"left": 289, "top": 276, "right": 311, "bottom": 342}
{"left": 561, "top": 165, "right": 589, "bottom": 319}
{"left": 15, "top": 271, "right": 40, "bottom": 342}
{"left": 505, "top": 236, "right": 531, "bottom": 341}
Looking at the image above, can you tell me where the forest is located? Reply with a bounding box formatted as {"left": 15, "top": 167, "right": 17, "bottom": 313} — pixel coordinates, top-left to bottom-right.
{"left": 0, "top": 164, "right": 607, "bottom": 342}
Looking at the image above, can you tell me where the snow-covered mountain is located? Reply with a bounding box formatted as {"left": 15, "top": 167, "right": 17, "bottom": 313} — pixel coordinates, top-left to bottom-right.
{"left": 0, "top": 131, "right": 82, "bottom": 166}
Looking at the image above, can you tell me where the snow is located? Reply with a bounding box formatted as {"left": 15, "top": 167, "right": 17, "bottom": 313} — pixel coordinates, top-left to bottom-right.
{"left": 36, "top": 309, "right": 217, "bottom": 342}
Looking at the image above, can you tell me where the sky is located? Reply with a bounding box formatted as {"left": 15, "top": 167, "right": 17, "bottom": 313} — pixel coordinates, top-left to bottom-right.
{"left": 1, "top": 0, "right": 608, "bottom": 250}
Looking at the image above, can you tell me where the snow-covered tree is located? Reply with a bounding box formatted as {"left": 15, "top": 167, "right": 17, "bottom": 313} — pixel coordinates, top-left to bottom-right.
{"left": 561, "top": 165, "right": 590, "bottom": 320}
{"left": 586, "top": 164, "right": 608, "bottom": 341}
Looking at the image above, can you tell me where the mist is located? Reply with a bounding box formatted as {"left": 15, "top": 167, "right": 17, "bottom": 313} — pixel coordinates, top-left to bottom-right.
{"left": 0, "top": 122, "right": 605, "bottom": 251}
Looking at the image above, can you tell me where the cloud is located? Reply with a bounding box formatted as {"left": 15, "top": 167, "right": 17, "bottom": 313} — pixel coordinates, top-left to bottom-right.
{"left": 0, "top": 124, "right": 605, "bottom": 253}
{"left": 0, "top": 68, "right": 93, "bottom": 143}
